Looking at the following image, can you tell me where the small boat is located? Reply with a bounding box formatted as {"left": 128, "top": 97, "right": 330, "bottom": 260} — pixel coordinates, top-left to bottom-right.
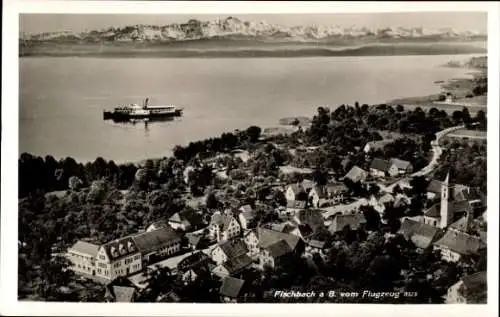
{"left": 103, "top": 97, "right": 183, "bottom": 121}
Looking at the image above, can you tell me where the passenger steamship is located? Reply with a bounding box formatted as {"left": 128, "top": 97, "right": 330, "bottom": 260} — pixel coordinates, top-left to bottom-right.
{"left": 103, "top": 98, "right": 183, "bottom": 121}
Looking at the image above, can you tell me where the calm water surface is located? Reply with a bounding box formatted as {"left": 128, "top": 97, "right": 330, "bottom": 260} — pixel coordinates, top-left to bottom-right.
{"left": 19, "top": 55, "right": 474, "bottom": 163}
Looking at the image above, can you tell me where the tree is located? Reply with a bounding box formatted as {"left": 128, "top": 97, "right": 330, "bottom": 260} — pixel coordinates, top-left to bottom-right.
{"left": 205, "top": 192, "right": 219, "bottom": 210}
{"left": 409, "top": 176, "right": 429, "bottom": 196}
{"left": 137, "top": 266, "right": 178, "bottom": 302}
{"left": 311, "top": 169, "right": 328, "bottom": 186}
{"left": 68, "top": 176, "right": 83, "bottom": 191}
{"left": 360, "top": 205, "right": 381, "bottom": 231}
{"left": 246, "top": 126, "right": 262, "bottom": 143}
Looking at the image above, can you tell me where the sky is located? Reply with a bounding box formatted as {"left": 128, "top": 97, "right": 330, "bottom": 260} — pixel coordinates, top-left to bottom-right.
{"left": 19, "top": 12, "right": 488, "bottom": 34}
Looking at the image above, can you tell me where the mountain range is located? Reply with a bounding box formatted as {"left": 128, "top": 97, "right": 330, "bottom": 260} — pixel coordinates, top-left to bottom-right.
{"left": 21, "top": 16, "right": 486, "bottom": 44}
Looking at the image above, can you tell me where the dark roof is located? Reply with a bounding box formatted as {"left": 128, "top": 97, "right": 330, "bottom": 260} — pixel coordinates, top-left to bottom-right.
{"left": 256, "top": 227, "right": 301, "bottom": 250}
{"left": 69, "top": 240, "right": 99, "bottom": 257}
{"left": 434, "top": 230, "right": 485, "bottom": 255}
{"left": 286, "top": 200, "right": 307, "bottom": 209}
{"left": 461, "top": 271, "right": 487, "bottom": 290}
{"left": 264, "top": 239, "right": 293, "bottom": 259}
{"left": 102, "top": 236, "right": 139, "bottom": 261}
{"left": 270, "top": 222, "right": 297, "bottom": 234}
{"left": 398, "top": 218, "right": 441, "bottom": 249}
{"left": 219, "top": 239, "right": 249, "bottom": 259}
{"left": 427, "top": 180, "right": 443, "bottom": 194}
{"left": 132, "top": 226, "right": 180, "bottom": 255}
{"left": 390, "top": 158, "right": 412, "bottom": 170}
{"left": 307, "top": 239, "right": 326, "bottom": 249}
{"left": 328, "top": 214, "right": 366, "bottom": 233}
{"left": 344, "top": 166, "right": 368, "bottom": 183}
{"left": 298, "top": 224, "right": 314, "bottom": 238}
{"left": 453, "top": 201, "right": 473, "bottom": 213}
{"left": 168, "top": 210, "right": 195, "bottom": 224}
{"left": 112, "top": 286, "right": 136, "bottom": 302}
{"left": 449, "top": 216, "right": 470, "bottom": 232}
{"left": 185, "top": 233, "right": 202, "bottom": 247}
{"left": 424, "top": 203, "right": 441, "bottom": 218}
{"left": 325, "top": 182, "right": 349, "bottom": 194}
{"left": 157, "top": 291, "right": 181, "bottom": 302}
{"left": 178, "top": 251, "right": 211, "bottom": 272}
{"left": 219, "top": 277, "right": 245, "bottom": 298}
{"left": 370, "top": 158, "right": 392, "bottom": 172}
{"left": 223, "top": 254, "right": 253, "bottom": 274}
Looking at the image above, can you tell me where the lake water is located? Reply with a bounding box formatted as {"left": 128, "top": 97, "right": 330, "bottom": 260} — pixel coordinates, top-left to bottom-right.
{"left": 19, "top": 55, "right": 474, "bottom": 163}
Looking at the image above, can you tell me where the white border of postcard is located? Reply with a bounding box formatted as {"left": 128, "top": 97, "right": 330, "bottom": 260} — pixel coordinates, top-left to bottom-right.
{"left": 2, "top": 1, "right": 499, "bottom": 316}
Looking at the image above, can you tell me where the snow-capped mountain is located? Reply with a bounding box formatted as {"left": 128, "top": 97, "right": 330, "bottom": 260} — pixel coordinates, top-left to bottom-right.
{"left": 20, "top": 16, "right": 486, "bottom": 44}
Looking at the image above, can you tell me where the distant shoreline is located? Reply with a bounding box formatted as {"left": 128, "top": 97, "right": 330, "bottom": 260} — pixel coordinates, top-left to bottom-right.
{"left": 19, "top": 43, "right": 486, "bottom": 58}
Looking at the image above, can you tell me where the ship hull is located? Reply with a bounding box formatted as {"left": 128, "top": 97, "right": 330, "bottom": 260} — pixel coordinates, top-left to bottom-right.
{"left": 103, "top": 109, "right": 183, "bottom": 121}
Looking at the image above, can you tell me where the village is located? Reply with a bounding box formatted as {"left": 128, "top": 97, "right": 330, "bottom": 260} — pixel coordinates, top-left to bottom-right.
{"left": 63, "top": 117, "right": 487, "bottom": 303}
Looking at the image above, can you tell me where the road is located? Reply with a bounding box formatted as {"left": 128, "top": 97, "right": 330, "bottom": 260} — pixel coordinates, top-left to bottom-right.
{"left": 382, "top": 124, "right": 465, "bottom": 193}
{"left": 127, "top": 244, "right": 216, "bottom": 288}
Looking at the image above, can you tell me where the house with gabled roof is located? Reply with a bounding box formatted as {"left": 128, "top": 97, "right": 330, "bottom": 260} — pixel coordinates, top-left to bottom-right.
{"left": 369, "top": 158, "right": 398, "bottom": 178}
{"left": 95, "top": 236, "right": 142, "bottom": 281}
{"left": 210, "top": 239, "right": 249, "bottom": 265}
{"left": 256, "top": 227, "right": 303, "bottom": 252}
{"left": 285, "top": 183, "right": 308, "bottom": 202}
{"left": 146, "top": 221, "right": 168, "bottom": 232}
{"left": 132, "top": 226, "right": 182, "bottom": 264}
{"left": 212, "top": 254, "right": 253, "bottom": 278}
{"left": 168, "top": 210, "right": 194, "bottom": 231}
{"left": 445, "top": 271, "right": 487, "bottom": 304}
{"left": 219, "top": 277, "right": 246, "bottom": 303}
{"left": 305, "top": 239, "right": 327, "bottom": 255}
{"left": 285, "top": 200, "right": 307, "bottom": 217}
{"left": 389, "top": 158, "right": 413, "bottom": 175}
{"left": 398, "top": 218, "right": 442, "bottom": 250}
{"left": 309, "top": 183, "right": 349, "bottom": 207}
{"left": 209, "top": 211, "right": 241, "bottom": 243}
{"left": 344, "top": 165, "right": 368, "bottom": 183}
{"left": 433, "top": 229, "right": 485, "bottom": 262}
{"left": 328, "top": 214, "right": 366, "bottom": 234}
{"left": 104, "top": 277, "right": 139, "bottom": 302}
{"left": 243, "top": 230, "right": 260, "bottom": 259}
{"left": 66, "top": 240, "right": 100, "bottom": 277}
{"left": 258, "top": 239, "right": 294, "bottom": 270}
{"left": 238, "top": 205, "right": 257, "bottom": 230}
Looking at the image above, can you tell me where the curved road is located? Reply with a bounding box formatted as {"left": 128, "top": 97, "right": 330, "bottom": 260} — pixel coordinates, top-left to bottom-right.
{"left": 383, "top": 124, "right": 465, "bottom": 192}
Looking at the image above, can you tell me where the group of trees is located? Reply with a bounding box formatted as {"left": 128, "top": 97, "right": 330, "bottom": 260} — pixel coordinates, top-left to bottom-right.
{"left": 173, "top": 126, "right": 262, "bottom": 163}
{"left": 435, "top": 141, "right": 487, "bottom": 193}
{"left": 19, "top": 154, "right": 138, "bottom": 198}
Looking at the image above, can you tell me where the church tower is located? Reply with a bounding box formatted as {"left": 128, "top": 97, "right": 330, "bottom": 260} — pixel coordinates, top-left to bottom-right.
{"left": 440, "top": 172, "right": 455, "bottom": 228}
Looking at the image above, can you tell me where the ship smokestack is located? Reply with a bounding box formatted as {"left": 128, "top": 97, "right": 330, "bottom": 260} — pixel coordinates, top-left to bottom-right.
{"left": 144, "top": 97, "right": 149, "bottom": 109}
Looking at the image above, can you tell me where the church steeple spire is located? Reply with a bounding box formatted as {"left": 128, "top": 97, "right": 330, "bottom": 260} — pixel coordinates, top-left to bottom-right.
{"left": 440, "top": 171, "right": 455, "bottom": 228}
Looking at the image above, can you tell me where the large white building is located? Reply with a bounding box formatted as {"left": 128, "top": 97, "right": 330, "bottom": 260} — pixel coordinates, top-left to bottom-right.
{"left": 66, "top": 240, "right": 100, "bottom": 276}
{"left": 95, "top": 236, "right": 143, "bottom": 280}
